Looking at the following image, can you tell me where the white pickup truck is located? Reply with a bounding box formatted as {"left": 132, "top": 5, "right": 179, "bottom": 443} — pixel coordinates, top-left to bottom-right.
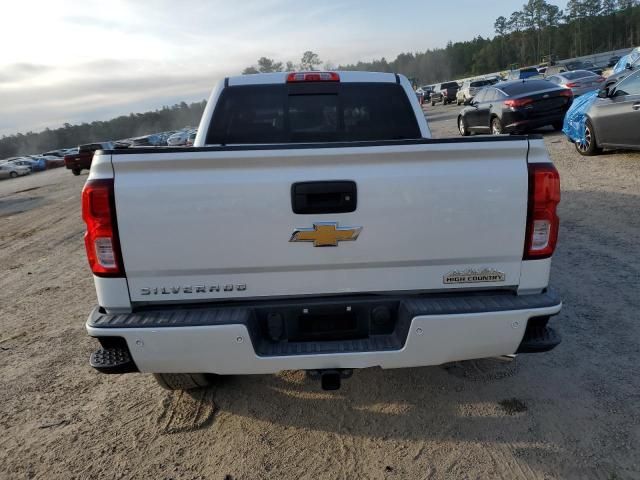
{"left": 83, "top": 71, "right": 562, "bottom": 391}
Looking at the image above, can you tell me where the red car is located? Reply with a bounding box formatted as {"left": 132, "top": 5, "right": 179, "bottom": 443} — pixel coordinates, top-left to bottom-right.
{"left": 64, "top": 142, "right": 112, "bottom": 175}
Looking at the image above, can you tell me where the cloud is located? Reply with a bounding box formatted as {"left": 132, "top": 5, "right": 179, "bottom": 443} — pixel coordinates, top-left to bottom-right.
{"left": 0, "top": 59, "right": 218, "bottom": 135}
{"left": 0, "top": 63, "right": 55, "bottom": 84}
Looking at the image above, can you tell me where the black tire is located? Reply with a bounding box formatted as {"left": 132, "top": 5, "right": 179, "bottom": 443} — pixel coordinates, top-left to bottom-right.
{"left": 458, "top": 116, "right": 470, "bottom": 136}
{"left": 9, "top": 171, "right": 18, "bottom": 178}
{"left": 72, "top": 168, "right": 81, "bottom": 176}
{"left": 491, "top": 116, "right": 504, "bottom": 135}
{"left": 431, "top": 101, "right": 436, "bottom": 106}
{"left": 575, "top": 119, "right": 602, "bottom": 156}
{"left": 552, "top": 121, "right": 563, "bottom": 131}
{"left": 153, "top": 373, "right": 215, "bottom": 391}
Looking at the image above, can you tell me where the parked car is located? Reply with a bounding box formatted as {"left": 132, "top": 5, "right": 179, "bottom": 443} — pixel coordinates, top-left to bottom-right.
{"left": 544, "top": 64, "right": 568, "bottom": 77}
{"left": 418, "top": 85, "right": 434, "bottom": 100}
{"left": 564, "top": 60, "right": 603, "bottom": 76}
{"left": 456, "top": 79, "right": 494, "bottom": 105}
{"left": 167, "top": 130, "right": 193, "bottom": 146}
{"left": 608, "top": 55, "right": 621, "bottom": 68}
{"left": 575, "top": 69, "right": 640, "bottom": 156}
{"left": 82, "top": 70, "right": 562, "bottom": 393}
{"left": 0, "top": 163, "right": 30, "bottom": 179}
{"left": 506, "top": 67, "right": 541, "bottom": 80}
{"left": 185, "top": 131, "right": 197, "bottom": 147}
{"left": 43, "top": 149, "right": 66, "bottom": 158}
{"left": 457, "top": 79, "right": 573, "bottom": 136}
{"left": 7, "top": 158, "right": 44, "bottom": 172}
{"left": 546, "top": 70, "right": 605, "bottom": 96}
{"left": 64, "top": 142, "right": 113, "bottom": 175}
{"left": 430, "top": 81, "right": 459, "bottom": 105}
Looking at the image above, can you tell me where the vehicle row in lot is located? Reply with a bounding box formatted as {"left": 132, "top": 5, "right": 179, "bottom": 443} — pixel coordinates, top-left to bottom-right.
{"left": 453, "top": 69, "right": 640, "bottom": 157}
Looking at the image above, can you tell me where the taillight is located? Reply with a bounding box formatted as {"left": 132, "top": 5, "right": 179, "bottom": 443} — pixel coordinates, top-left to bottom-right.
{"left": 504, "top": 97, "right": 533, "bottom": 108}
{"left": 565, "top": 82, "right": 579, "bottom": 88}
{"left": 286, "top": 72, "right": 340, "bottom": 82}
{"left": 558, "top": 89, "right": 573, "bottom": 99}
{"left": 81, "top": 178, "right": 124, "bottom": 277}
{"left": 524, "top": 163, "right": 560, "bottom": 260}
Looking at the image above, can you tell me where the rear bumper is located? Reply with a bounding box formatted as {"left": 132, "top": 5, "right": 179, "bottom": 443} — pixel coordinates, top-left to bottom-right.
{"left": 503, "top": 112, "right": 566, "bottom": 131}
{"left": 86, "top": 290, "right": 562, "bottom": 375}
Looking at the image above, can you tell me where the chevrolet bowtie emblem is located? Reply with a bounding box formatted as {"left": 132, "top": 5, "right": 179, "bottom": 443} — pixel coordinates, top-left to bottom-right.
{"left": 289, "top": 222, "right": 362, "bottom": 247}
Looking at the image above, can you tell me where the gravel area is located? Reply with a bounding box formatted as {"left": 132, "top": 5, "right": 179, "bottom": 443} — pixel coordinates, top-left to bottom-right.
{"left": 1, "top": 107, "right": 639, "bottom": 479}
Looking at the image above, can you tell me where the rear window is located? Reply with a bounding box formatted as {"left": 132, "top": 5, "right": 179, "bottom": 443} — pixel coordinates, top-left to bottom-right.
{"left": 563, "top": 71, "right": 595, "bottom": 80}
{"left": 441, "top": 82, "right": 458, "bottom": 89}
{"left": 501, "top": 80, "right": 555, "bottom": 95}
{"left": 470, "top": 80, "right": 492, "bottom": 87}
{"left": 206, "top": 83, "right": 421, "bottom": 144}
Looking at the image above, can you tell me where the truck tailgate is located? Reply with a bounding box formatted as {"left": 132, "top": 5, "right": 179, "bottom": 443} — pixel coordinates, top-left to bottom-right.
{"left": 111, "top": 140, "right": 529, "bottom": 303}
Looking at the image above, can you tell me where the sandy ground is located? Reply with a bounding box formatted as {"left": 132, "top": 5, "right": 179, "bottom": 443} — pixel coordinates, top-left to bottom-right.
{"left": 1, "top": 107, "right": 639, "bottom": 480}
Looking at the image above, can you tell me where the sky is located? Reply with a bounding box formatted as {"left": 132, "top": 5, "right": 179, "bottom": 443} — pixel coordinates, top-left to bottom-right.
{"left": 0, "top": 0, "right": 568, "bottom": 136}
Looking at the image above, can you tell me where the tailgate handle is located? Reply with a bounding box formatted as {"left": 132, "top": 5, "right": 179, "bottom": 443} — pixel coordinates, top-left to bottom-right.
{"left": 291, "top": 181, "right": 357, "bottom": 214}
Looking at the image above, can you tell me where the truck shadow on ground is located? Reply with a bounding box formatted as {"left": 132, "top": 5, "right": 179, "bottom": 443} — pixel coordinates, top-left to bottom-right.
{"left": 170, "top": 356, "right": 547, "bottom": 445}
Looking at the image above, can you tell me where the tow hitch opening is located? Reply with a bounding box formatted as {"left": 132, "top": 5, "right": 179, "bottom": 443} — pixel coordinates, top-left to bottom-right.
{"left": 306, "top": 369, "right": 353, "bottom": 391}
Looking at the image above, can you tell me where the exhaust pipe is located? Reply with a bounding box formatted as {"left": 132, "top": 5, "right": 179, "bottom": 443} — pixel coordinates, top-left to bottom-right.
{"left": 306, "top": 369, "right": 353, "bottom": 391}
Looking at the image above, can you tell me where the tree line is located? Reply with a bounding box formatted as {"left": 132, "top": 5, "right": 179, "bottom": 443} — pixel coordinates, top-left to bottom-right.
{"left": 243, "top": 1, "right": 639, "bottom": 83}
{"left": 340, "top": 0, "right": 639, "bottom": 83}
{"left": 0, "top": 101, "right": 206, "bottom": 159}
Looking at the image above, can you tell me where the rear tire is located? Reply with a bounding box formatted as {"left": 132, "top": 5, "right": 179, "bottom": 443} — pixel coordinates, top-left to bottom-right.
{"left": 431, "top": 101, "right": 436, "bottom": 106}
{"left": 72, "top": 168, "right": 81, "bottom": 176}
{"left": 153, "top": 373, "right": 216, "bottom": 391}
{"left": 458, "top": 116, "right": 470, "bottom": 136}
{"left": 491, "top": 117, "right": 504, "bottom": 135}
{"left": 9, "top": 171, "right": 18, "bottom": 178}
{"left": 575, "top": 120, "right": 602, "bottom": 156}
{"left": 552, "top": 121, "right": 563, "bottom": 131}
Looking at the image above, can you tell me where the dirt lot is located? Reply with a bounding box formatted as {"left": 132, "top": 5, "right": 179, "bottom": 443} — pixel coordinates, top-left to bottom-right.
{"left": 1, "top": 107, "right": 639, "bottom": 480}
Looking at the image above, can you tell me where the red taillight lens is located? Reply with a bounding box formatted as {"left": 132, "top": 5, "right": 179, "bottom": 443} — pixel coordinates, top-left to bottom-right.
{"left": 524, "top": 163, "right": 560, "bottom": 260}
{"left": 565, "top": 82, "right": 579, "bottom": 88}
{"left": 558, "top": 89, "right": 573, "bottom": 98}
{"left": 504, "top": 97, "right": 534, "bottom": 108}
{"left": 81, "top": 178, "right": 124, "bottom": 277}
{"left": 286, "top": 72, "right": 340, "bottom": 82}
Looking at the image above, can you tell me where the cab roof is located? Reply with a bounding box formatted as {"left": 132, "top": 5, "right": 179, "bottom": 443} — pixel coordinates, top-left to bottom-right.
{"left": 227, "top": 71, "right": 399, "bottom": 87}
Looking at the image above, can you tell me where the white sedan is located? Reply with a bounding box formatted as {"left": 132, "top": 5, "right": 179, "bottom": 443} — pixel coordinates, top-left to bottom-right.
{"left": 0, "top": 162, "right": 31, "bottom": 179}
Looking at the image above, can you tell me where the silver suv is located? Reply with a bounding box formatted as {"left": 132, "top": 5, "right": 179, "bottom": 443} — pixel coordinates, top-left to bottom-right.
{"left": 456, "top": 79, "right": 494, "bottom": 105}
